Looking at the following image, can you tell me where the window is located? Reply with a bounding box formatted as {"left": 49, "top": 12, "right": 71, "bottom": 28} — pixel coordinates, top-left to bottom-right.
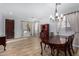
{"left": 58, "top": 16, "right": 71, "bottom": 31}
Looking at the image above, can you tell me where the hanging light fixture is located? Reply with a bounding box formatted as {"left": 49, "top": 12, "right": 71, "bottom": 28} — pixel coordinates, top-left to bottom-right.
{"left": 50, "top": 3, "right": 64, "bottom": 22}
{"left": 49, "top": 3, "right": 64, "bottom": 34}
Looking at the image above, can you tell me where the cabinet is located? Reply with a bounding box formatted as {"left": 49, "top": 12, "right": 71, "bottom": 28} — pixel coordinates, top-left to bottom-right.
{"left": 0, "top": 36, "right": 6, "bottom": 51}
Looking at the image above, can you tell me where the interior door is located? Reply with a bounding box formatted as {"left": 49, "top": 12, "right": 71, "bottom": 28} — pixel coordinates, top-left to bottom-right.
{"left": 5, "top": 19, "right": 14, "bottom": 39}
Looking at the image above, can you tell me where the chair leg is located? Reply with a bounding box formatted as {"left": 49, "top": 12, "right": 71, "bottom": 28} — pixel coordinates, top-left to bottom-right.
{"left": 68, "top": 48, "right": 72, "bottom": 56}
{"left": 64, "top": 48, "right": 67, "bottom": 56}
{"left": 71, "top": 46, "right": 74, "bottom": 54}
{"left": 3, "top": 45, "right": 6, "bottom": 51}
{"left": 72, "top": 48, "right": 74, "bottom": 54}
{"left": 4, "top": 46, "right": 6, "bottom": 51}
{"left": 57, "top": 49, "right": 59, "bottom": 56}
{"left": 44, "top": 43, "right": 46, "bottom": 50}
{"left": 50, "top": 47, "right": 53, "bottom": 55}
{"left": 40, "top": 42, "right": 43, "bottom": 55}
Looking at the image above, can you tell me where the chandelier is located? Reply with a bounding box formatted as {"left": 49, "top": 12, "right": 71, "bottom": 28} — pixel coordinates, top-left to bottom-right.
{"left": 50, "top": 3, "right": 64, "bottom": 22}
{"left": 50, "top": 3, "right": 64, "bottom": 34}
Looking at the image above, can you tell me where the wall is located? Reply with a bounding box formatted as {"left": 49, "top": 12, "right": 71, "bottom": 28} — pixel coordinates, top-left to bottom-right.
{"left": 0, "top": 3, "right": 79, "bottom": 38}
{"left": 0, "top": 15, "right": 5, "bottom": 36}
{"left": 14, "top": 18, "right": 22, "bottom": 38}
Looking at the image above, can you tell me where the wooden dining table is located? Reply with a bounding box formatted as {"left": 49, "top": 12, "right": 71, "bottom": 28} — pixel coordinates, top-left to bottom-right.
{"left": 49, "top": 30, "right": 75, "bottom": 55}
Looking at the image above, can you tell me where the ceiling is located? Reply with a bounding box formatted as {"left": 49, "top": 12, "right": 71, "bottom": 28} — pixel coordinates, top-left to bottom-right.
{"left": 0, "top": 3, "right": 79, "bottom": 20}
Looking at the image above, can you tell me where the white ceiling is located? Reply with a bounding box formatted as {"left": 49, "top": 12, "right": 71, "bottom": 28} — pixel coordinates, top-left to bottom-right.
{"left": 0, "top": 3, "right": 79, "bottom": 20}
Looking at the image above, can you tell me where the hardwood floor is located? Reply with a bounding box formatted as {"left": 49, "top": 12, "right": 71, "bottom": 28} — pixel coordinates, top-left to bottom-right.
{"left": 0, "top": 37, "right": 78, "bottom": 56}
{"left": 0, "top": 37, "right": 41, "bottom": 56}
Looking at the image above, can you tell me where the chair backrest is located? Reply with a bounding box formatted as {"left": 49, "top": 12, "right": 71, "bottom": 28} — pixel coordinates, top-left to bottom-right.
{"left": 40, "top": 24, "right": 49, "bottom": 43}
{"left": 67, "top": 34, "right": 74, "bottom": 47}
{"left": 40, "top": 31, "right": 49, "bottom": 42}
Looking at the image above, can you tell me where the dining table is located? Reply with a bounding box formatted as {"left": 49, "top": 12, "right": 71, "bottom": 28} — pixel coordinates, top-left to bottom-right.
{"left": 49, "top": 30, "right": 75, "bottom": 55}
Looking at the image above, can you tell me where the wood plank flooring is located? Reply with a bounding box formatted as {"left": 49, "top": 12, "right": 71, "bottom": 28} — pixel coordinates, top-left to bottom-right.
{"left": 0, "top": 37, "right": 78, "bottom": 56}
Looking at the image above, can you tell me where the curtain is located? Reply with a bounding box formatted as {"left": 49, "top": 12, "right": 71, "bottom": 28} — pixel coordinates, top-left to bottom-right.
{"left": 65, "top": 12, "right": 79, "bottom": 47}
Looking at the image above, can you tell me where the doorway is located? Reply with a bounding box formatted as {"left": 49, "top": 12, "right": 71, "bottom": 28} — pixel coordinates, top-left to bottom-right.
{"left": 5, "top": 19, "right": 14, "bottom": 39}
{"left": 21, "top": 21, "right": 32, "bottom": 37}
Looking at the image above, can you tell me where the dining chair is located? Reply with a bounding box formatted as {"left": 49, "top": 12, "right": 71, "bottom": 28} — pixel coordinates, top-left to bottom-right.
{"left": 40, "top": 31, "right": 55, "bottom": 55}
{"left": 41, "top": 24, "right": 49, "bottom": 49}
{"left": 40, "top": 24, "right": 49, "bottom": 55}
{"left": 40, "top": 24, "right": 55, "bottom": 55}
{"left": 67, "top": 34, "right": 74, "bottom": 55}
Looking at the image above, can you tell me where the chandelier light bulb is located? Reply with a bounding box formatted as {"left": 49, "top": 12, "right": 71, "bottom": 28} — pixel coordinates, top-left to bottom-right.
{"left": 58, "top": 16, "right": 60, "bottom": 20}
{"left": 60, "top": 14, "right": 63, "bottom": 20}
{"left": 56, "top": 13, "right": 59, "bottom": 17}
{"left": 60, "top": 14, "right": 63, "bottom": 18}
